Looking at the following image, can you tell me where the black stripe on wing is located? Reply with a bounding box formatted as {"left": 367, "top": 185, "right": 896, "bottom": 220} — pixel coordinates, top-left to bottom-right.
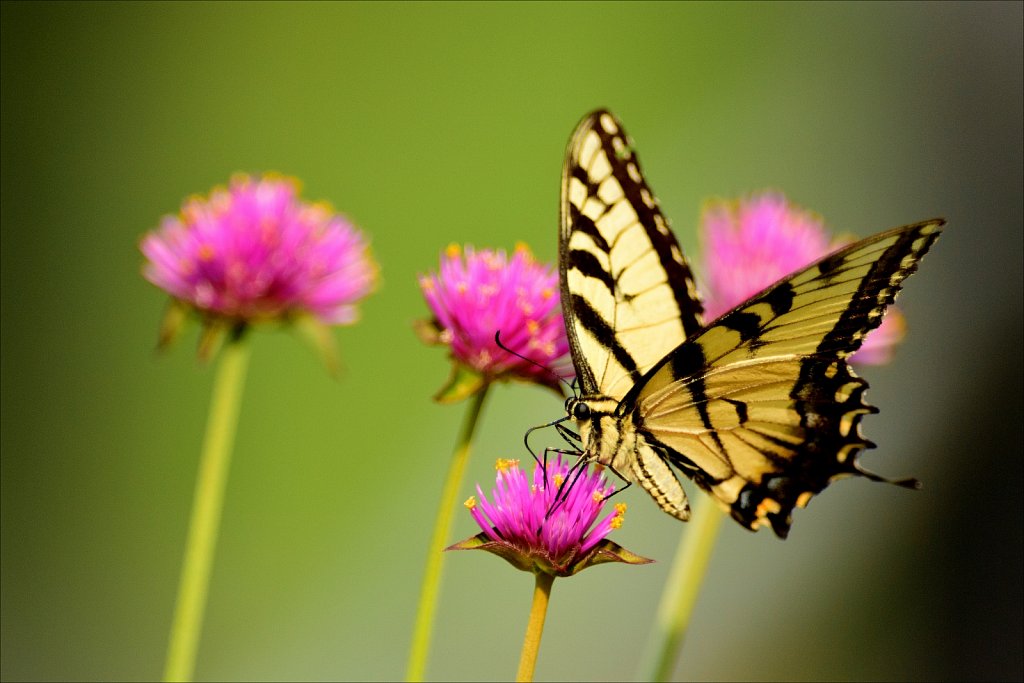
{"left": 587, "top": 111, "right": 704, "bottom": 340}
{"left": 569, "top": 292, "right": 640, "bottom": 381}
{"left": 815, "top": 225, "right": 938, "bottom": 358}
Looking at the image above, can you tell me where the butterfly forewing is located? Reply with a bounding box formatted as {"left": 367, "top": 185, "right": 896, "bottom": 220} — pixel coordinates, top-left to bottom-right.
{"left": 559, "top": 109, "right": 704, "bottom": 399}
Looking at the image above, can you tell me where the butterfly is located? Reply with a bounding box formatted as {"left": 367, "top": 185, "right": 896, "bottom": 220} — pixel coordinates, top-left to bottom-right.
{"left": 557, "top": 109, "right": 942, "bottom": 538}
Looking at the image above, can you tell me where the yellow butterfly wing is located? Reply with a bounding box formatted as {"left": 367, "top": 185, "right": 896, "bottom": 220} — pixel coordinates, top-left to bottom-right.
{"left": 630, "top": 220, "right": 943, "bottom": 536}
{"left": 559, "top": 109, "right": 704, "bottom": 400}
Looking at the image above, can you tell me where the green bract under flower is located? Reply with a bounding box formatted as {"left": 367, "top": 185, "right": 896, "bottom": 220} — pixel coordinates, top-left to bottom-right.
{"left": 447, "top": 457, "right": 652, "bottom": 577}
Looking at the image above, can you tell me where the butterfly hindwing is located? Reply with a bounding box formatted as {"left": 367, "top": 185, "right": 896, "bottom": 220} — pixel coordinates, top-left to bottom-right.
{"left": 559, "top": 109, "right": 704, "bottom": 400}
{"left": 630, "top": 221, "right": 942, "bottom": 536}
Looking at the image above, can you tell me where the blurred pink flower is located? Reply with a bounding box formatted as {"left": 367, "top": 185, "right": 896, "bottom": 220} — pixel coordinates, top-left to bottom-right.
{"left": 447, "top": 457, "right": 650, "bottom": 577}
{"left": 700, "top": 193, "right": 905, "bottom": 365}
{"left": 417, "top": 244, "right": 570, "bottom": 392}
{"left": 141, "top": 174, "right": 377, "bottom": 326}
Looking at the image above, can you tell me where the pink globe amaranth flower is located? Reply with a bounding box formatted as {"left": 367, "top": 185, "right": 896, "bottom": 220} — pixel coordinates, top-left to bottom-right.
{"left": 699, "top": 193, "right": 905, "bottom": 365}
{"left": 141, "top": 174, "right": 378, "bottom": 328}
{"left": 447, "top": 457, "right": 652, "bottom": 577}
{"left": 417, "top": 244, "right": 571, "bottom": 398}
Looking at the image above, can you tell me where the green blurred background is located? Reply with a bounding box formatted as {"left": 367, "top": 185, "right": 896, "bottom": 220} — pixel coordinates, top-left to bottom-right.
{"left": 2, "top": 2, "right": 1021, "bottom": 681}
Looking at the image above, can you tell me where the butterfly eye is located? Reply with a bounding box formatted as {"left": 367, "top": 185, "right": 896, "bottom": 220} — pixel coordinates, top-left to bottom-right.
{"left": 573, "top": 402, "right": 591, "bottom": 421}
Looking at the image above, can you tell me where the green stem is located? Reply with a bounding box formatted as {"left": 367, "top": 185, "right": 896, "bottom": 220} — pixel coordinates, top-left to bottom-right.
{"left": 640, "top": 494, "right": 724, "bottom": 682}
{"left": 164, "top": 335, "right": 251, "bottom": 682}
{"left": 406, "top": 386, "right": 490, "bottom": 682}
{"left": 516, "top": 572, "right": 554, "bottom": 683}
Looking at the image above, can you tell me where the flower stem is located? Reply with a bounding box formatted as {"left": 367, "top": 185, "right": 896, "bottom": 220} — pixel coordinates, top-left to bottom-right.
{"left": 640, "top": 493, "right": 724, "bottom": 682}
{"left": 164, "top": 334, "right": 251, "bottom": 682}
{"left": 516, "top": 571, "right": 554, "bottom": 683}
{"left": 406, "top": 386, "right": 490, "bottom": 682}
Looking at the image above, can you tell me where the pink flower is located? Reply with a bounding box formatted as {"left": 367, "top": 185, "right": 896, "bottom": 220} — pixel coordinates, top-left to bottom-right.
{"left": 141, "top": 174, "right": 378, "bottom": 327}
{"left": 447, "top": 457, "right": 651, "bottom": 577}
{"left": 699, "top": 193, "right": 905, "bottom": 365}
{"left": 417, "top": 244, "right": 571, "bottom": 395}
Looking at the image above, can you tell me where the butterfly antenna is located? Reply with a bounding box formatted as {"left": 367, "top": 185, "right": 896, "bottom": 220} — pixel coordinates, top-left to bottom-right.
{"left": 494, "top": 331, "right": 575, "bottom": 396}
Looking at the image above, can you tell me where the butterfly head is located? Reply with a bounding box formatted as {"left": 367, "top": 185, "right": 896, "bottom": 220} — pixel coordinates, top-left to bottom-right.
{"left": 565, "top": 397, "right": 590, "bottom": 422}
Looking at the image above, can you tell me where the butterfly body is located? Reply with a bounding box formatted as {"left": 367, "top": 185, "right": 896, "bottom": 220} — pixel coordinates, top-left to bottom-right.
{"left": 558, "top": 109, "right": 942, "bottom": 538}
{"left": 569, "top": 392, "right": 695, "bottom": 522}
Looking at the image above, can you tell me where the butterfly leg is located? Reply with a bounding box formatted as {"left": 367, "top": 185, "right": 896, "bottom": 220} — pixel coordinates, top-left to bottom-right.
{"left": 524, "top": 415, "right": 579, "bottom": 487}
{"left": 525, "top": 415, "right": 583, "bottom": 491}
{"left": 545, "top": 453, "right": 593, "bottom": 519}
{"left": 539, "top": 446, "right": 582, "bottom": 479}
{"left": 595, "top": 462, "right": 633, "bottom": 504}
{"left": 546, "top": 453, "right": 635, "bottom": 517}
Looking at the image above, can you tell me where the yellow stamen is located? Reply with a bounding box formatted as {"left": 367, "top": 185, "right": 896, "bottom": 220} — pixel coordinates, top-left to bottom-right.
{"left": 464, "top": 496, "right": 477, "bottom": 509}
{"left": 495, "top": 458, "right": 520, "bottom": 472}
{"left": 445, "top": 243, "right": 461, "bottom": 259}
{"left": 553, "top": 473, "right": 564, "bottom": 487}
{"left": 610, "top": 516, "right": 624, "bottom": 529}
{"left": 615, "top": 503, "right": 627, "bottom": 515}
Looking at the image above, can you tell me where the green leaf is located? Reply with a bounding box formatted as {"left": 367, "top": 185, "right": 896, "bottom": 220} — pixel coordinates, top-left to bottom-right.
{"left": 446, "top": 532, "right": 535, "bottom": 573}
{"left": 447, "top": 532, "right": 653, "bottom": 577}
{"left": 568, "top": 539, "right": 654, "bottom": 576}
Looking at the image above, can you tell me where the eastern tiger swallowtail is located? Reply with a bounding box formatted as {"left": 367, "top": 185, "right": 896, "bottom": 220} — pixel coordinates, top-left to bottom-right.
{"left": 558, "top": 109, "right": 942, "bottom": 538}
